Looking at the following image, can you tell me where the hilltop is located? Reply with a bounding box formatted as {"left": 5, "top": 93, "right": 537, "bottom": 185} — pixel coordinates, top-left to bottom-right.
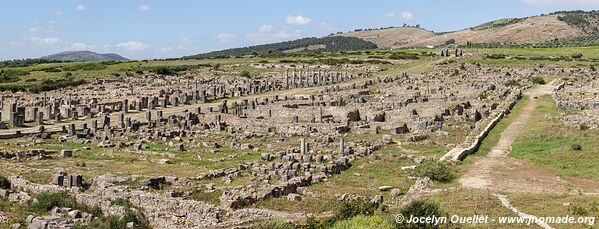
{"left": 185, "top": 36, "right": 377, "bottom": 58}
{"left": 338, "top": 11, "right": 599, "bottom": 48}
{"left": 40, "top": 51, "right": 128, "bottom": 62}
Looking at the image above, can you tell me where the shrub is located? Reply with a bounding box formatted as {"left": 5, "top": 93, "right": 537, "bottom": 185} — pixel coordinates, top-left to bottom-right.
{"left": 110, "top": 198, "right": 134, "bottom": 209}
{"left": 388, "top": 52, "right": 419, "bottom": 60}
{"left": 504, "top": 79, "right": 520, "bottom": 87}
{"left": 531, "top": 77, "right": 546, "bottom": 85}
{"left": 185, "top": 189, "right": 223, "bottom": 205}
{"left": 568, "top": 204, "right": 588, "bottom": 216}
{"left": 28, "top": 78, "right": 86, "bottom": 94}
{"left": 571, "top": 143, "right": 582, "bottom": 151}
{"left": 334, "top": 199, "right": 376, "bottom": 220}
{"left": 331, "top": 215, "right": 394, "bottom": 229}
{"left": 411, "top": 160, "right": 456, "bottom": 183}
{"left": 571, "top": 52, "right": 583, "bottom": 59}
{"left": 398, "top": 200, "right": 446, "bottom": 227}
{"left": 78, "top": 209, "right": 151, "bottom": 229}
{"left": 27, "top": 192, "right": 103, "bottom": 216}
{"left": 0, "top": 176, "right": 10, "bottom": 189}
{"left": 240, "top": 70, "right": 251, "bottom": 78}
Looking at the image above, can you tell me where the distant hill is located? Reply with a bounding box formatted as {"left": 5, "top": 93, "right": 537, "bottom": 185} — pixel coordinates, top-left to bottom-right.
{"left": 184, "top": 11, "right": 599, "bottom": 58}
{"left": 41, "top": 51, "right": 128, "bottom": 62}
{"left": 186, "top": 36, "right": 377, "bottom": 58}
{"left": 338, "top": 10, "right": 599, "bottom": 49}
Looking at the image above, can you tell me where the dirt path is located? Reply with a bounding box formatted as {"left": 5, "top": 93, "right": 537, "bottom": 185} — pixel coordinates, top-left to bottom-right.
{"left": 460, "top": 81, "right": 599, "bottom": 194}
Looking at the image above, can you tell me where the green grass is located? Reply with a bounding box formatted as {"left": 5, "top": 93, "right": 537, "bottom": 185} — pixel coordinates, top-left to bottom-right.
{"left": 428, "top": 188, "right": 530, "bottom": 229}
{"left": 331, "top": 215, "right": 394, "bottom": 229}
{"left": 0, "top": 197, "right": 28, "bottom": 226}
{"left": 468, "top": 46, "right": 599, "bottom": 59}
{"left": 505, "top": 192, "right": 599, "bottom": 229}
{"left": 251, "top": 196, "right": 340, "bottom": 215}
{"left": 185, "top": 189, "right": 223, "bottom": 206}
{"left": 509, "top": 95, "right": 599, "bottom": 180}
{"left": 464, "top": 95, "right": 529, "bottom": 160}
{"left": 308, "top": 144, "right": 415, "bottom": 198}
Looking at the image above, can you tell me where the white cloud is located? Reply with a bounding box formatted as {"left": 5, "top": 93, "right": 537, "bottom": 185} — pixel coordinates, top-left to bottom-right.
{"left": 521, "top": 0, "right": 599, "bottom": 5}
{"left": 259, "top": 24, "right": 274, "bottom": 33}
{"left": 137, "top": 4, "right": 152, "bottom": 12}
{"left": 400, "top": 11, "right": 414, "bottom": 20}
{"left": 246, "top": 28, "right": 303, "bottom": 42}
{"left": 28, "top": 20, "right": 57, "bottom": 33}
{"left": 30, "top": 37, "right": 61, "bottom": 45}
{"left": 54, "top": 11, "right": 63, "bottom": 16}
{"left": 286, "top": 15, "right": 312, "bottom": 25}
{"left": 117, "top": 41, "right": 150, "bottom": 51}
{"left": 217, "top": 33, "right": 236, "bottom": 43}
{"left": 76, "top": 4, "right": 87, "bottom": 11}
{"left": 384, "top": 13, "right": 395, "bottom": 18}
{"left": 67, "top": 42, "right": 94, "bottom": 51}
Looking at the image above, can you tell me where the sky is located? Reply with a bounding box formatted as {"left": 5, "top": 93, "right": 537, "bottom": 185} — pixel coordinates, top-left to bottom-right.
{"left": 1, "top": 0, "right": 598, "bottom": 60}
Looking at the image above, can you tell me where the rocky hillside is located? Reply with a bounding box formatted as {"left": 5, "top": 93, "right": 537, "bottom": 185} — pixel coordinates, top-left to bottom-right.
{"left": 338, "top": 11, "right": 599, "bottom": 48}
{"left": 41, "top": 51, "right": 128, "bottom": 62}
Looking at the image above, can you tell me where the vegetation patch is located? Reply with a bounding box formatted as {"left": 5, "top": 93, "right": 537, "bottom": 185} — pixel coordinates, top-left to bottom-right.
{"left": 26, "top": 192, "right": 103, "bottom": 216}
{"left": 411, "top": 160, "right": 456, "bottom": 183}
{"left": 0, "top": 175, "right": 10, "bottom": 189}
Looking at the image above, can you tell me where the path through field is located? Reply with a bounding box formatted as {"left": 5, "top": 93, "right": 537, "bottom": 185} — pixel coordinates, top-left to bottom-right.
{"left": 460, "top": 81, "right": 599, "bottom": 194}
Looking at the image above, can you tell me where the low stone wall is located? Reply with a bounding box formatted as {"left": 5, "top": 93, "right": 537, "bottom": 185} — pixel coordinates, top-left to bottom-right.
{"left": 550, "top": 82, "right": 567, "bottom": 109}
{"left": 441, "top": 89, "right": 521, "bottom": 161}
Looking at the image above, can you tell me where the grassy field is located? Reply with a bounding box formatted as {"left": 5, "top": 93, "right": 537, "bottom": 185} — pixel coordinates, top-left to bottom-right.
{"left": 509, "top": 95, "right": 599, "bottom": 180}
{"left": 506, "top": 192, "right": 599, "bottom": 229}
{"left": 468, "top": 46, "right": 599, "bottom": 59}
{"left": 3, "top": 45, "right": 598, "bottom": 93}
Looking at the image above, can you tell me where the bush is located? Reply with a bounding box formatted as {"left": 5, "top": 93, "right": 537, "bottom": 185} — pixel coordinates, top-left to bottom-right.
{"left": 110, "top": 198, "right": 134, "bottom": 209}
{"left": 27, "top": 192, "right": 103, "bottom": 217}
{"left": 411, "top": 160, "right": 456, "bottom": 183}
{"left": 335, "top": 199, "right": 376, "bottom": 220}
{"left": 331, "top": 215, "right": 394, "bottom": 229}
{"left": 504, "top": 79, "right": 520, "bottom": 87}
{"left": 571, "top": 143, "right": 582, "bottom": 151}
{"left": 531, "top": 77, "right": 546, "bottom": 85}
{"left": 568, "top": 204, "right": 588, "bottom": 216}
{"left": 28, "top": 78, "right": 86, "bottom": 94}
{"left": 0, "top": 176, "right": 10, "bottom": 189}
{"left": 78, "top": 209, "right": 151, "bottom": 229}
{"left": 240, "top": 70, "right": 251, "bottom": 78}
{"left": 571, "top": 52, "right": 583, "bottom": 59}
{"left": 388, "top": 52, "right": 419, "bottom": 60}
{"left": 398, "top": 200, "right": 446, "bottom": 227}
{"left": 185, "top": 189, "right": 223, "bottom": 205}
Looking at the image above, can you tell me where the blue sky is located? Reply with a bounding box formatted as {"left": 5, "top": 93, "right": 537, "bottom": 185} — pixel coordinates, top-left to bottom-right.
{"left": 1, "top": 0, "right": 598, "bottom": 60}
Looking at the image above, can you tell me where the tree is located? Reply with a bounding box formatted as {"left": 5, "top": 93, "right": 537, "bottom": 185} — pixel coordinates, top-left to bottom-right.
{"left": 445, "top": 39, "right": 456, "bottom": 45}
